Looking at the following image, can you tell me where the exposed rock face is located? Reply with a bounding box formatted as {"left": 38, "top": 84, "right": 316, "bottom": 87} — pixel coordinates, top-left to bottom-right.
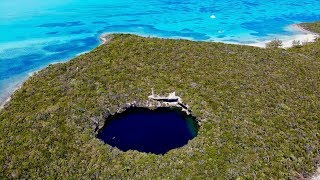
{"left": 147, "top": 89, "right": 191, "bottom": 114}
{"left": 112, "top": 90, "right": 193, "bottom": 116}
{"left": 100, "top": 34, "right": 114, "bottom": 44}
{"left": 93, "top": 91, "right": 198, "bottom": 134}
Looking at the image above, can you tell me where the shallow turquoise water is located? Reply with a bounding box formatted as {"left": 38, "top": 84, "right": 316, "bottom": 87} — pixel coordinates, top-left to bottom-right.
{"left": 0, "top": 0, "right": 320, "bottom": 103}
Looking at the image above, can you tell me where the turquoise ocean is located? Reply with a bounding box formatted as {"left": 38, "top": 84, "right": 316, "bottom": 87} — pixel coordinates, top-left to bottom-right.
{"left": 1, "top": 0, "right": 320, "bottom": 103}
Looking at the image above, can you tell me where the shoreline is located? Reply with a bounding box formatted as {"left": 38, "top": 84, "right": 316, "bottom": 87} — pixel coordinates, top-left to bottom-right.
{"left": 292, "top": 24, "right": 313, "bottom": 34}
{"left": 0, "top": 83, "right": 22, "bottom": 110}
{"left": 0, "top": 23, "right": 319, "bottom": 111}
{"left": 100, "top": 34, "right": 114, "bottom": 44}
{"left": 240, "top": 24, "right": 319, "bottom": 48}
{"left": 0, "top": 21, "right": 319, "bottom": 178}
{"left": 100, "top": 24, "right": 319, "bottom": 49}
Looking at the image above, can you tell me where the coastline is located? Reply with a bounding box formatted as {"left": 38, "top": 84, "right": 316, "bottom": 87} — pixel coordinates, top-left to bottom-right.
{"left": 243, "top": 24, "right": 319, "bottom": 48}
{"left": 0, "top": 23, "right": 319, "bottom": 111}
{"left": 281, "top": 24, "right": 319, "bottom": 47}
{"left": 0, "top": 21, "right": 320, "bottom": 179}
{"left": 0, "top": 95, "right": 12, "bottom": 110}
{"left": 100, "top": 34, "right": 114, "bottom": 44}
{"left": 0, "top": 78, "right": 26, "bottom": 110}
{"left": 292, "top": 24, "right": 315, "bottom": 34}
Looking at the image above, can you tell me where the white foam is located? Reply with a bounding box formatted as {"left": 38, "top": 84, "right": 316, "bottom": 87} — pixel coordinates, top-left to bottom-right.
{"left": 28, "top": 72, "right": 36, "bottom": 76}
{"left": 210, "top": 15, "right": 216, "bottom": 19}
{"left": 76, "top": 51, "right": 90, "bottom": 56}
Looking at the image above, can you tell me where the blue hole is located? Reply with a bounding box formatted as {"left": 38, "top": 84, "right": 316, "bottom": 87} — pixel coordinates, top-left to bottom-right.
{"left": 97, "top": 107, "right": 199, "bottom": 155}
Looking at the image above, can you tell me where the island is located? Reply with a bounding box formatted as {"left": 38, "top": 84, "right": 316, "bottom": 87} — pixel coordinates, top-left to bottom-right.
{"left": 0, "top": 22, "right": 319, "bottom": 179}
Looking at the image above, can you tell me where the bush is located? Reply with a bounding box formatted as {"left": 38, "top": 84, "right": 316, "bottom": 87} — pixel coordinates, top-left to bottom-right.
{"left": 1, "top": 33, "right": 320, "bottom": 179}
{"left": 301, "top": 40, "right": 312, "bottom": 46}
{"left": 266, "top": 39, "right": 283, "bottom": 49}
{"left": 292, "top": 40, "right": 302, "bottom": 48}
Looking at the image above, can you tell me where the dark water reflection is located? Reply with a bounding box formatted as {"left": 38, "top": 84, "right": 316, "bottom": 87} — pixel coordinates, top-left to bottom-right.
{"left": 97, "top": 107, "right": 199, "bottom": 155}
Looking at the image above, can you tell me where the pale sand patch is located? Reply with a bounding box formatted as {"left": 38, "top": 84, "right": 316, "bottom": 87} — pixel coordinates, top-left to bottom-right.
{"left": 246, "top": 33, "right": 318, "bottom": 48}
{"left": 100, "top": 34, "right": 114, "bottom": 44}
{"left": 243, "top": 24, "right": 319, "bottom": 48}
{"left": 0, "top": 97, "right": 11, "bottom": 110}
{"left": 0, "top": 83, "right": 22, "bottom": 110}
{"left": 311, "top": 166, "right": 320, "bottom": 180}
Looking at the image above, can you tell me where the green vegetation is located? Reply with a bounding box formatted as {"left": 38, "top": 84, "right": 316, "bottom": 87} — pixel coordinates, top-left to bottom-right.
{"left": 300, "top": 21, "right": 320, "bottom": 33}
{"left": 266, "top": 39, "right": 283, "bottom": 49}
{"left": 291, "top": 40, "right": 302, "bottom": 48}
{"left": 0, "top": 22, "right": 320, "bottom": 179}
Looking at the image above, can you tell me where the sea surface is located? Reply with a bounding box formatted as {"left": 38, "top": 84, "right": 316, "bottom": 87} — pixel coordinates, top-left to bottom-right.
{"left": 1, "top": 0, "right": 320, "bottom": 103}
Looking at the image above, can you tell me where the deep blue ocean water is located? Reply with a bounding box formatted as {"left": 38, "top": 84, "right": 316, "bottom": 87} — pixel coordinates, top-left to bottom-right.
{"left": 0, "top": 0, "right": 320, "bottom": 103}
{"left": 97, "top": 107, "right": 198, "bottom": 154}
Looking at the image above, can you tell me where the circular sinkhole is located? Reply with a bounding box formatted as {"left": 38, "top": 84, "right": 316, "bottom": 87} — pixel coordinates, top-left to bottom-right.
{"left": 97, "top": 107, "right": 199, "bottom": 155}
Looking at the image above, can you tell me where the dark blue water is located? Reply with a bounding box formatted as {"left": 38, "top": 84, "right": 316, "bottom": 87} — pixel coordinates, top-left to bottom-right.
{"left": 97, "top": 107, "right": 198, "bottom": 155}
